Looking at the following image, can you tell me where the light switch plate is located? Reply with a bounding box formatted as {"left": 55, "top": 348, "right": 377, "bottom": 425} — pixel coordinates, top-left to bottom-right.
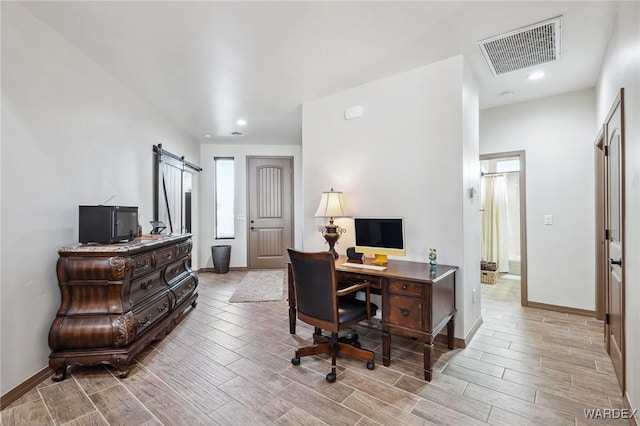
{"left": 544, "top": 214, "right": 553, "bottom": 225}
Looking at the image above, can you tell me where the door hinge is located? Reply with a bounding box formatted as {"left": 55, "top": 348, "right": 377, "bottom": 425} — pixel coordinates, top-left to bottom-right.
{"left": 605, "top": 229, "right": 610, "bottom": 240}
{"left": 604, "top": 145, "right": 609, "bottom": 156}
{"left": 605, "top": 313, "right": 610, "bottom": 325}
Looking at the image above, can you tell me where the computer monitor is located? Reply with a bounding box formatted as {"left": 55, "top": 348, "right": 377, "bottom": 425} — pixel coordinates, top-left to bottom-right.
{"left": 354, "top": 217, "right": 406, "bottom": 266}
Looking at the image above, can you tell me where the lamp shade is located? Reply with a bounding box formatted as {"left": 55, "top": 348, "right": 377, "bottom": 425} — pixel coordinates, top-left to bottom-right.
{"left": 314, "top": 189, "right": 348, "bottom": 218}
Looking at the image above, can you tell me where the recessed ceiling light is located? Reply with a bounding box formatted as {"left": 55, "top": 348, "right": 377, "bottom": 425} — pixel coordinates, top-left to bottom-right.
{"left": 526, "top": 71, "right": 545, "bottom": 80}
{"left": 203, "top": 133, "right": 212, "bottom": 139}
{"left": 236, "top": 119, "right": 247, "bottom": 126}
{"left": 501, "top": 90, "right": 515, "bottom": 96}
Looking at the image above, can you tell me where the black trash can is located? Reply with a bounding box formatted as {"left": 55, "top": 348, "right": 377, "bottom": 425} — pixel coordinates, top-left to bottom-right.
{"left": 211, "top": 245, "right": 231, "bottom": 274}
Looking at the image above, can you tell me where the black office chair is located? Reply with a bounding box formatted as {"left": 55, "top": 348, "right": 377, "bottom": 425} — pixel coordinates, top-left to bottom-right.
{"left": 287, "top": 248, "right": 376, "bottom": 382}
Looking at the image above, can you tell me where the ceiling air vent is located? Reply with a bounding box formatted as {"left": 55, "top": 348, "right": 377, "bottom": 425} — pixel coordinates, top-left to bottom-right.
{"left": 478, "top": 16, "right": 562, "bottom": 76}
{"left": 230, "top": 131, "right": 245, "bottom": 136}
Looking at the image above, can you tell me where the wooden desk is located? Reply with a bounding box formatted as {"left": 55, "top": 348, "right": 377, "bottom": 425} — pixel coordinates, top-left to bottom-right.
{"left": 287, "top": 256, "right": 457, "bottom": 381}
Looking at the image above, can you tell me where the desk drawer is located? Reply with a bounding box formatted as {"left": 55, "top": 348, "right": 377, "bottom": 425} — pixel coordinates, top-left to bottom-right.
{"left": 389, "top": 280, "right": 423, "bottom": 297}
{"left": 388, "top": 294, "right": 423, "bottom": 329}
{"left": 337, "top": 272, "right": 381, "bottom": 289}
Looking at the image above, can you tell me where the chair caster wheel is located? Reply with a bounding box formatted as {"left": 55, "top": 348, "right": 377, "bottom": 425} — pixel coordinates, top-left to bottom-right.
{"left": 353, "top": 341, "right": 362, "bottom": 349}
{"left": 291, "top": 357, "right": 300, "bottom": 366}
{"left": 367, "top": 360, "right": 375, "bottom": 370}
{"left": 326, "top": 372, "right": 336, "bottom": 383}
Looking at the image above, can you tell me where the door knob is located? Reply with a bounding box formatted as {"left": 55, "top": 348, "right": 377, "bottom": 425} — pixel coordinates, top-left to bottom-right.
{"left": 610, "top": 258, "right": 622, "bottom": 266}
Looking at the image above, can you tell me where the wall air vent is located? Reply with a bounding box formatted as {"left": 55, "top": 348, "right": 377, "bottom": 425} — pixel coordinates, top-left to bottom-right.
{"left": 230, "top": 131, "right": 245, "bottom": 136}
{"left": 478, "top": 16, "right": 562, "bottom": 76}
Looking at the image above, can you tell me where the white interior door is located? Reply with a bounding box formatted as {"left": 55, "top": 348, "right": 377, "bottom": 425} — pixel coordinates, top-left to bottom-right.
{"left": 247, "top": 157, "right": 293, "bottom": 269}
{"left": 605, "top": 90, "right": 625, "bottom": 391}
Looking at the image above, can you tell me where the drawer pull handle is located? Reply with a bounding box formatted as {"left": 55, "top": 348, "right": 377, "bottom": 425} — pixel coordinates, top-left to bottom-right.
{"left": 141, "top": 280, "right": 153, "bottom": 290}
{"left": 136, "top": 260, "right": 150, "bottom": 269}
{"left": 402, "top": 284, "right": 408, "bottom": 290}
{"left": 400, "top": 308, "right": 410, "bottom": 317}
{"left": 157, "top": 303, "right": 169, "bottom": 312}
{"left": 138, "top": 315, "right": 152, "bottom": 327}
{"left": 163, "top": 252, "right": 172, "bottom": 260}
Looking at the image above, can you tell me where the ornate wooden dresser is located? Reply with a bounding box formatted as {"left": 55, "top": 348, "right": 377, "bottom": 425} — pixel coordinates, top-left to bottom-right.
{"left": 48, "top": 234, "right": 198, "bottom": 380}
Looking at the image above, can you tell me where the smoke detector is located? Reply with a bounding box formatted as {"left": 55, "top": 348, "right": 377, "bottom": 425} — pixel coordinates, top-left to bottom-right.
{"left": 478, "top": 16, "right": 562, "bottom": 76}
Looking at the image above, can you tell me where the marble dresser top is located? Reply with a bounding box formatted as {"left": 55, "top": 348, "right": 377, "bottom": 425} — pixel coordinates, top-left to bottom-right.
{"left": 58, "top": 234, "right": 191, "bottom": 255}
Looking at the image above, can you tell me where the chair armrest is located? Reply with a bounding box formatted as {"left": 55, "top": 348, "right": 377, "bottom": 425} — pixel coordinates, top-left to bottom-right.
{"left": 336, "top": 282, "right": 369, "bottom": 296}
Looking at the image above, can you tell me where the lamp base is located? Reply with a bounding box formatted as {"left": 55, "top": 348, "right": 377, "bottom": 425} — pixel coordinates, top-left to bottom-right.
{"left": 323, "top": 230, "right": 340, "bottom": 258}
{"left": 318, "top": 224, "right": 345, "bottom": 259}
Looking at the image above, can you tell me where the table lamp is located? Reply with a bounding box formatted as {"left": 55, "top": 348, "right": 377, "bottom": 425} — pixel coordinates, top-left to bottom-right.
{"left": 314, "top": 188, "right": 348, "bottom": 258}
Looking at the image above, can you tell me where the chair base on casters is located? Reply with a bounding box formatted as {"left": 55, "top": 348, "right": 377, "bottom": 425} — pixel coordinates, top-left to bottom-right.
{"left": 291, "top": 332, "right": 375, "bottom": 383}
{"left": 312, "top": 327, "right": 359, "bottom": 346}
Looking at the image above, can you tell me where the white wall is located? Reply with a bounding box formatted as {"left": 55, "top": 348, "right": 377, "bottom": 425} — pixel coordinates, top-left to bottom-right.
{"left": 461, "top": 60, "right": 482, "bottom": 337}
{"left": 199, "top": 144, "right": 302, "bottom": 269}
{"left": 596, "top": 0, "right": 640, "bottom": 413}
{"left": 301, "top": 56, "right": 481, "bottom": 338}
{"left": 480, "top": 89, "right": 597, "bottom": 311}
{"left": 1, "top": 3, "right": 199, "bottom": 394}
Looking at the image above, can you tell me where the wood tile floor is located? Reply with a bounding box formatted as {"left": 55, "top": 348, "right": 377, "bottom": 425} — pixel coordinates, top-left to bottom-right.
{"left": 1, "top": 271, "right": 627, "bottom": 425}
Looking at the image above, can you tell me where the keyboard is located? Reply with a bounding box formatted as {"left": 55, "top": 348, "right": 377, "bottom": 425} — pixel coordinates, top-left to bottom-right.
{"left": 340, "top": 262, "right": 387, "bottom": 271}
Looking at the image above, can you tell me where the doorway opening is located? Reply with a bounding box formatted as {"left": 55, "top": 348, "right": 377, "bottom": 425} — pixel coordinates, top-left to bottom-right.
{"left": 480, "top": 151, "right": 528, "bottom": 306}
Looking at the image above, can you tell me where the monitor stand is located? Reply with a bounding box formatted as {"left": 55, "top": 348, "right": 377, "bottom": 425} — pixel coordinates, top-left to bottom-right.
{"left": 372, "top": 254, "right": 388, "bottom": 266}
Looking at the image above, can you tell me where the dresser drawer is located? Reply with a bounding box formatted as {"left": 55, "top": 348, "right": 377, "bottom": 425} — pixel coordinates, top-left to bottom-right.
{"left": 130, "top": 270, "right": 164, "bottom": 306}
{"left": 389, "top": 280, "right": 423, "bottom": 297}
{"left": 171, "top": 275, "right": 198, "bottom": 306}
{"left": 155, "top": 245, "right": 177, "bottom": 268}
{"left": 131, "top": 252, "right": 155, "bottom": 278}
{"left": 176, "top": 239, "right": 192, "bottom": 257}
{"left": 133, "top": 293, "right": 172, "bottom": 337}
{"left": 164, "top": 259, "right": 188, "bottom": 285}
{"left": 388, "top": 294, "right": 423, "bottom": 329}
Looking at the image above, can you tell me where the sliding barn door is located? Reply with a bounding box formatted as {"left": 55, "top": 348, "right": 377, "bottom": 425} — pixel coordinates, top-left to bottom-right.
{"left": 158, "top": 161, "right": 184, "bottom": 233}
{"left": 153, "top": 144, "right": 201, "bottom": 236}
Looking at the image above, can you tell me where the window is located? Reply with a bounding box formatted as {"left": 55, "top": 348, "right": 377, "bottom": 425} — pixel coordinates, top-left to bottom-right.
{"left": 496, "top": 159, "right": 520, "bottom": 173}
{"left": 214, "top": 157, "right": 235, "bottom": 239}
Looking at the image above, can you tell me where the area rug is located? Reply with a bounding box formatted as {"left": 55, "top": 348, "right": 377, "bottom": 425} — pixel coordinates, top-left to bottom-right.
{"left": 229, "top": 269, "right": 286, "bottom": 303}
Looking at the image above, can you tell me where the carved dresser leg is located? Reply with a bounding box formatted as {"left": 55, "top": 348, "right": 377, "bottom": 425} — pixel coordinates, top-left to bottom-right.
{"left": 50, "top": 360, "right": 68, "bottom": 382}
{"left": 112, "top": 356, "right": 130, "bottom": 379}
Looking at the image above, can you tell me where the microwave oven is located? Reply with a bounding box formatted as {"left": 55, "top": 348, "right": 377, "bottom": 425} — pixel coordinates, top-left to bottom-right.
{"left": 79, "top": 205, "right": 138, "bottom": 244}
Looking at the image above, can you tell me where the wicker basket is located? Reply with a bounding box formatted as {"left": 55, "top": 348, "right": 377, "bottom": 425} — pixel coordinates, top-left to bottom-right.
{"left": 481, "top": 270, "right": 498, "bottom": 284}
{"left": 480, "top": 261, "right": 497, "bottom": 271}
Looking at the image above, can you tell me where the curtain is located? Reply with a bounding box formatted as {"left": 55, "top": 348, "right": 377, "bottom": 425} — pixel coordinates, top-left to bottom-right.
{"left": 481, "top": 174, "right": 510, "bottom": 272}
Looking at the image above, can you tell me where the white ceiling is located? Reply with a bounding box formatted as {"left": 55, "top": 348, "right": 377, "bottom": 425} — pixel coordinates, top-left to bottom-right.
{"left": 22, "top": 1, "right": 617, "bottom": 146}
